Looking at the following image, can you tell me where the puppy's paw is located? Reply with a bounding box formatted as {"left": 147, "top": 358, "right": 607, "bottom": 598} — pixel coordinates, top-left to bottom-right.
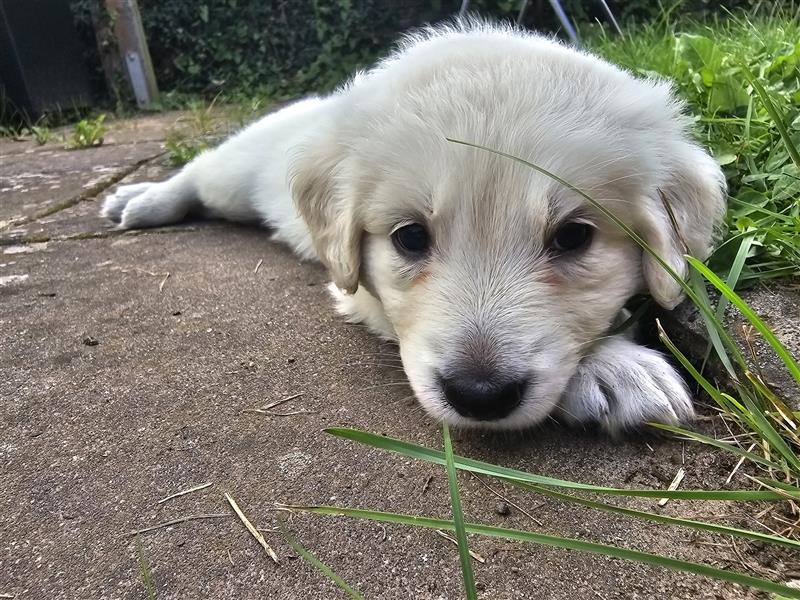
{"left": 102, "top": 178, "right": 194, "bottom": 229}
{"left": 557, "top": 337, "right": 694, "bottom": 434}
{"left": 101, "top": 183, "right": 157, "bottom": 224}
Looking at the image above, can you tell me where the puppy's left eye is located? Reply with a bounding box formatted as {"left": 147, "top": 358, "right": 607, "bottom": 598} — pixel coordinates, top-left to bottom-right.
{"left": 392, "top": 223, "right": 430, "bottom": 257}
{"left": 550, "top": 222, "right": 593, "bottom": 254}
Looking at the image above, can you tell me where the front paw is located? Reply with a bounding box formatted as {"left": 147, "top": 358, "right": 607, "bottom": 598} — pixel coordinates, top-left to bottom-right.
{"left": 557, "top": 337, "right": 694, "bottom": 434}
{"left": 101, "top": 182, "right": 157, "bottom": 223}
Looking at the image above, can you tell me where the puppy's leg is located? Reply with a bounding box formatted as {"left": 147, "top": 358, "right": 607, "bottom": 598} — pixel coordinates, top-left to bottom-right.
{"left": 557, "top": 337, "right": 694, "bottom": 434}
{"left": 104, "top": 171, "right": 199, "bottom": 229}
{"left": 102, "top": 97, "right": 332, "bottom": 232}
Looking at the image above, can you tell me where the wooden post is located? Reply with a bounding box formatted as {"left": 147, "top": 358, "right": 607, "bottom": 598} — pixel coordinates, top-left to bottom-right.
{"left": 104, "top": 0, "right": 159, "bottom": 108}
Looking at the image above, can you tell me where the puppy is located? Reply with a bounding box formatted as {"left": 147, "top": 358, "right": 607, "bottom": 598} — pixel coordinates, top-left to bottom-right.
{"left": 102, "top": 21, "right": 726, "bottom": 433}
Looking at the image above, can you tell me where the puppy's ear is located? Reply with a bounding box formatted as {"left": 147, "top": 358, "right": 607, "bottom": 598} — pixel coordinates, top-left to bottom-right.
{"left": 637, "top": 144, "right": 726, "bottom": 309}
{"left": 290, "top": 141, "right": 361, "bottom": 294}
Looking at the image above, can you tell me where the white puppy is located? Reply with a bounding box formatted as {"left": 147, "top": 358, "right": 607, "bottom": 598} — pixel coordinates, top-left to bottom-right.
{"left": 102, "top": 21, "right": 726, "bottom": 433}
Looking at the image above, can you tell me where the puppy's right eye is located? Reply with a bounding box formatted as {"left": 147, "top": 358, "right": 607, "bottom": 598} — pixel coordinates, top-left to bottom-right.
{"left": 391, "top": 223, "right": 430, "bottom": 257}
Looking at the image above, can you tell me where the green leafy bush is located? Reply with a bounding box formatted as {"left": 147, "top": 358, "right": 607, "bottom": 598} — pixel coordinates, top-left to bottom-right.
{"left": 71, "top": 0, "right": 456, "bottom": 101}
{"left": 69, "top": 1, "right": 780, "bottom": 103}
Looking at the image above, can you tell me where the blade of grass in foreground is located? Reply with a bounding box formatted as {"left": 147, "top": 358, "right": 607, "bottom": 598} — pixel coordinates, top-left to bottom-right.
{"left": 715, "top": 231, "right": 755, "bottom": 318}
{"left": 280, "top": 505, "right": 800, "bottom": 599}
{"left": 510, "top": 479, "right": 800, "bottom": 550}
{"left": 277, "top": 517, "right": 365, "bottom": 600}
{"left": 326, "top": 428, "right": 783, "bottom": 500}
{"left": 656, "top": 320, "right": 744, "bottom": 414}
{"left": 738, "top": 391, "right": 800, "bottom": 475}
{"left": 649, "top": 423, "right": 784, "bottom": 473}
{"left": 443, "top": 423, "right": 478, "bottom": 600}
{"left": 687, "top": 257, "right": 800, "bottom": 388}
{"left": 329, "top": 427, "right": 800, "bottom": 547}
{"left": 689, "top": 268, "right": 737, "bottom": 378}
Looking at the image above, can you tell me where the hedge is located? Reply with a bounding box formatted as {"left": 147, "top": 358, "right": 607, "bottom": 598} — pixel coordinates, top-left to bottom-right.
{"left": 70, "top": 0, "right": 764, "bottom": 102}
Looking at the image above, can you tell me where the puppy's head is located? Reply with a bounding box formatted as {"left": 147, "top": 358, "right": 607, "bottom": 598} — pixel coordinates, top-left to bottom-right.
{"left": 291, "top": 25, "right": 725, "bottom": 429}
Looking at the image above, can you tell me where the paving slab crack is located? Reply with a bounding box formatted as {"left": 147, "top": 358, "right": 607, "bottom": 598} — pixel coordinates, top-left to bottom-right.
{"left": 0, "top": 224, "right": 223, "bottom": 246}
{"left": 0, "top": 150, "right": 167, "bottom": 233}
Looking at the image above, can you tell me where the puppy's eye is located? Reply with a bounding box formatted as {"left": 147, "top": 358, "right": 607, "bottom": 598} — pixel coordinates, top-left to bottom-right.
{"left": 392, "top": 223, "right": 430, "bottom": 257}
{"left": 550, "top": 222, "right": 593, "bottom": 254}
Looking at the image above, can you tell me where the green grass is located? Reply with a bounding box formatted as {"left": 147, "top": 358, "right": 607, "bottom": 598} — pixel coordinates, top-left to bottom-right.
{"left": 584, "top": 8, "right": 800, "bottom": 285}
{"left": 578, "top": 8, "right": 800, "bottom": 494}
{"left": 276, "top": 517, "right": 365, "bottom": 599}
{"left": 134, "top": 536, "right": 157, "bottom": 600}
{"left": 65, "top": 114, "right": 108, "bottom": 149}
{"left": 442, "top": 422, "right": 477, "bottom": 599}
{"left": 163, "top": 94, "right": 270, "bottom": 167}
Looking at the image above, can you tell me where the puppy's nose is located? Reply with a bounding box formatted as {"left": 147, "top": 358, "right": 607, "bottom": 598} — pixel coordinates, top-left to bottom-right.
{"left": 439, "top": 372, "right": 528, "bottom": 420}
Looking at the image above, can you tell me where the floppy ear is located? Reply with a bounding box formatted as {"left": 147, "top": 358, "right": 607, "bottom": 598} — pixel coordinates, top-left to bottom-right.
{"left": 637, "top": 143, "right": 726, "bottom": 309}
{"left": 290, "top": 142, "right": 361, "bottom": 294}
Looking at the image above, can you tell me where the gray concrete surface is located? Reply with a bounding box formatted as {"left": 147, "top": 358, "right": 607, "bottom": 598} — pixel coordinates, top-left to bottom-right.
{"left": 1, "top": 114, "right": 795, "bottom": 599}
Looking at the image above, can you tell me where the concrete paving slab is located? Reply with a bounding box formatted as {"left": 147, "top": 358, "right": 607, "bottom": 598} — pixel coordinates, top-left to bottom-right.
{"left": 1, "top": 114, "right": 795, "bottom": 600}
{"left": 3, "top": 160, "right": 179, "bottom": 243}
{"left": 0, "top": 142, "right": 164, "bottom": 233}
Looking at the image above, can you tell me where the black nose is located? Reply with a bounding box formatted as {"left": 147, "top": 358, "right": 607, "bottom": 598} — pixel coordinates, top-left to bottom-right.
{"left": 438, "top": 372, "right": 529, "bottom": 420}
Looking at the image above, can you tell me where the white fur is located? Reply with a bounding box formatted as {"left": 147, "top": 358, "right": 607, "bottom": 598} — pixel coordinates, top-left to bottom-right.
{"left": 102, "top": 21, "right": 726, "bottom": 433}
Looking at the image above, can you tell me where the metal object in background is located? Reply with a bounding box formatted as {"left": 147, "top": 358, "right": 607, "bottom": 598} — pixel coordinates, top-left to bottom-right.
{"left": 104, "top": 0, "right": 159, "bottom": 109}
{"left": 0, "top": 0, "right": 94, "bottom": 116}
{"left": 546, "top": 0, "right": 580, "bottom": 44}
{"left": 458, "top": 0, "right": 623, "bottom": 46}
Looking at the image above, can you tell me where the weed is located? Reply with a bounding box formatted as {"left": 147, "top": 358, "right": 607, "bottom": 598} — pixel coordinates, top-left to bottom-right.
{"left": 66, "top": 114, "right": 108, "bottom": 149}
{"left": 30, "top": 125, "right": 52, "bottom": 146}
{"left": 164, "top": 131, "right": 208, "bottom": 167}
{"left": 162, "top": 94, "right": 268, "bottom": 166}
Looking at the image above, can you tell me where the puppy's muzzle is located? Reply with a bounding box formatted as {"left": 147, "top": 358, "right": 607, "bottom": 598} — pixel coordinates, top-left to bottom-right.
{"left": 437, "top": 370, "right": 530, "bottom": 420}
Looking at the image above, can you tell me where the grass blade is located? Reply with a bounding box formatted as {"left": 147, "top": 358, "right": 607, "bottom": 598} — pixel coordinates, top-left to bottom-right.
{"left": 443, "top": 423, "right": 478, "bottom": 599}
{"left": 656, "top": 320, "right": 736, "bottom": 407}
{"left": 135, "top": 535, "right": 157, "bottom": 600}
{"left": 687, "top": 256, "right": 800, "bottom": 387}
{"left": 689, "top": 269, "right": 737, "bottom": 378}
{"left": 277, "top": 517, "right": 364, "bottom": 600}
{"left": 649, "top": 423, "right": 785, "bottom": 473}
{"left": 325, "top": 428, "right": 783, "bottom": 500}
{"left": 753, "top": 477, "right": 800, "bottom": 495}
{"left": 737, "top": 392, "right": 800, "bottom": 474}
{"left": 282, "top": 505, "right": 800, "bottom": 599}
{"left": 700, "top": 232, "right": 757, "bottom": 373}
{"left": 510, "top": 480, "right": 800, "bottom": 549}
{"left": 740, "top": 66, "right": 800, "bottom": 169}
